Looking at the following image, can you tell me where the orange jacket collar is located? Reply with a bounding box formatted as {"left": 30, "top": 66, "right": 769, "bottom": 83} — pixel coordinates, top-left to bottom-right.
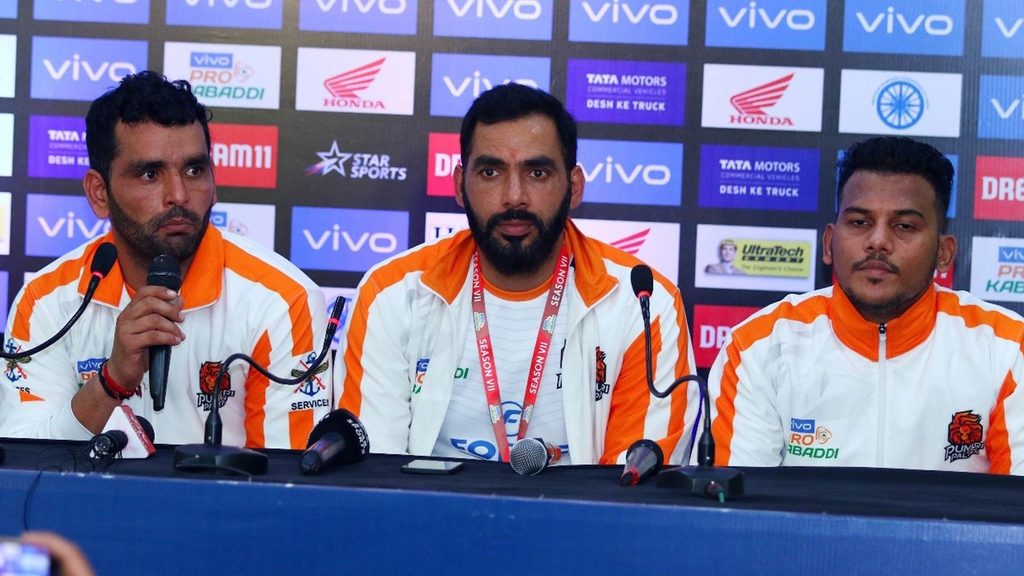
{"left": 830, "top": 283, "right": 938, "bottom": 361}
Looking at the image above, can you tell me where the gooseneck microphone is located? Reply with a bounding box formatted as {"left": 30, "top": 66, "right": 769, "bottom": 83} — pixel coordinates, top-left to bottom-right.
{"left": 510, "top": 438, "right": 562, "bottom": 476}
{"left": 300, "top": 409, "right": 370, "bottom": 475}
{"left": 146, "top": 255, "right": 182, "bottom": 412}
{"left": 2, "top": 242, "right": 118, "bottom": 360}
{"left": 620, "top": 439, "right": 664, "bottom": 486}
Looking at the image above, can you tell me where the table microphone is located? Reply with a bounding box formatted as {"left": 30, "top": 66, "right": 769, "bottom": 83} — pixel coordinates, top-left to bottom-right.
{"left": 147, "top": 255, "right": 182, "bottom": 412}
{"left": 300, "top": 409, "right": 370, "bottom": 475}
{"left": 510, "top": 438, "right": 561, "bottom": 476}
{"left": 620, "top": 439, "right": 663, "bottom": 486}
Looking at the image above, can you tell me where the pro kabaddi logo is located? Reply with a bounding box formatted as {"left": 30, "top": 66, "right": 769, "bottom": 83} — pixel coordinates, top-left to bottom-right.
{"left": 786, "top": 418, "right": 838, "bottom": 460}
{"left": 729, "top": 73, "right": 794, "bottom": 127}
{"left": 944, "top": 410, "right": 985, "bottom": 463}
{"left": 323, "top": 58, "right": 386, "bottom": 110}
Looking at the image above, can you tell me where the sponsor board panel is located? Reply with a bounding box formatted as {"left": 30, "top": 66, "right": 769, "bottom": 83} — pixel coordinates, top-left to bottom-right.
{"left": 0, "top": 270, "right": 7, "bottom": 331}
{"left": 0, "top": 113, "right": 11, "bottom": 177}
{"left": 0, "top": 34, "right": 14, "bottom": 97}
{"left": 164, "top": 42, "right": 281, "bottom": 110}
{"left": 166, "top": 0, "right": 283, "bottom": 29}
{"left": 430, "top": 53, "right": 550, "bottom": 118}
{"left": 970, "top": 236, "right": 1024, "bottom": 303}
{"left": 290, "top": 206, "right": 408, "bottom": 272}
{"left": 701, "top": 64, "right": 823, "bottom": 132}
{"left": 0, "top": 192, "right": 9, "bottom": 255}
{"left": 427, "top": 133, "right": 460, "bottom": 197}
{"left": 34, "top": 0, "right": 150, "bottom": 24}
{"left": 424, "top": 211, "right": 467, "bottom": 244}
{"left": 569, "top": 0, "right": 689, "bottom": 46}
{"left": 209, "top": 123, "right": 278, "bottom": 188}
{"left": 31, "top": 36, "right": 147, "bottom": 102}
{"left": 705, "top": 0, "right": 826, "bottom": 51}
{"left": 566, "top": 59, "right": 685, "bottom": 126}
{"left": 974, "top": 156, "right": 1024, "bottom": 222}
{"left": 211, "top": 201, "right": 275, "bottom": 250}
{"left": 25, "top": 193, "right": 110, "bottom": 257}
{"left": 578, "top": 139, "right": 682, "bottom": 206}
{"left": 978, "top": 75, "right": 1024, "bottom": 141}
{"left": 296, "top": 48, "right": 415, "bottom": 116}
{"left": 838, "top": 69, "right": 962, "bottom": 137}
{"left": 843, "top": 0, "right": 964, "bottom": 56}
{"left": 983, "top": 0, "right": 1024, "bottom": 58}
{"left": 0, "top": 1, "right": 14, "bottom": 18}
{"left": 699, "top": 144, "right": 818, "bottom": 212}
{"left": 692, "top": 304, "right": 760, "bottom": 368}
{"left": 27, "top": 115, "right": 88, "bottom": 179}
{"left": 299, "top": 0, "right": 417, "bottom": 35}
{"left": 433, "top": 0, "right": 553, "bottom": 40}
{"left": 305, "top": 137, "right": 410, "bottom": 185}
{"left": 695, "top": 224, "right": 817, "bottom": 293}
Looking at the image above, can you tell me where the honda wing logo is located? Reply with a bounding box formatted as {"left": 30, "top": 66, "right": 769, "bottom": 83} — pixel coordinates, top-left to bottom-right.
{"left": 324, "top": 57, "right": 384, "bottom": 98}
{"left": 730, "top": 73, "right": 792, "bottom": 116}
{"left": 609, "top": 228, "right": 650, "bottom": 254}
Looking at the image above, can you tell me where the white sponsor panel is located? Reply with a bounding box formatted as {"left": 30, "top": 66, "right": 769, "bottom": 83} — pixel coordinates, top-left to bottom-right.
{"left": 0, "top": 35, "right": 14, "bottom": 98}
{"left": 701, "top": 64, "right": 824, "bottom": 132}
{"left": 695, "top": 223, "right": 817, "bottom": 293}
{"left": 295, "top": 48, "right": 415, "bottom": 116}
{"left": 0, "top": 113, "right": 11, "bottom": 177}
{"left": 0, "top": 192, "right": 10, "bottom": 255}
{"left": 838, "top": 69, "right": 961, "bottom": 137}
{"left": 424, "top": 211, "right": 469, "bottom": 244}
{"left": 969, "top": 236, "right": 1024, "bottom": 304}
{"left": 163, "top": 42, "right": 282, "bottom": 110}
{"left": 211, "top": 201, "right": 276, "bottom": 251}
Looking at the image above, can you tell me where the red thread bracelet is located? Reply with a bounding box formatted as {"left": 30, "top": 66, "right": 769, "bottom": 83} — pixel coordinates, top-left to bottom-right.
{"left": 99, "top": 361, "right": 134, "bottom": 401}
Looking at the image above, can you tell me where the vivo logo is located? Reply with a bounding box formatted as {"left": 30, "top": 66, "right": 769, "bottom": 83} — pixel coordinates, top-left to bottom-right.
{"left": 43, "top": 55, "right": 135, "bottom": 82}
{"left": 443, "top": 71, "right": 538, "bottom": 97}
{"left": 445, "top": 0, "right": 541, "bottom": 20}
{"left": 991, "top": 96, "right": 1024, "bottom": 119}
{"left": 581, "top": 157, "right": 671, "bottom": 185}
{"left": 184, "top": 0, "right": 273, "bottom": 7}
{"left": 790, "top": 418, "right": 815, "bottom": 433}
{"left": 191, "top": 52, "right": 233, "bottom": 68}
{"left": 999, "top": 247, "right": 1024, "bottom": 263}
{"left": 313, "top": 0, "right": 407, "bottom": 12}
{"left": 581, "top": 1, "right": 678, "bottom": 25}
{"left": 719, "top": 2, "right": 814, "bottom": 30}
{"left": 37, "top": 212, "right": 110, "bottom": 239}
{"left": 212, "top": 143, "right": 273, "bottom": 168}
{"left": 855, "top": 7, "right": 953, "bottom": 36}
{"left": 995, "top": 17, "right": 1023, "bottom": 38}
{"left": 303, "top": 226, "right": 398, "bottom": 253}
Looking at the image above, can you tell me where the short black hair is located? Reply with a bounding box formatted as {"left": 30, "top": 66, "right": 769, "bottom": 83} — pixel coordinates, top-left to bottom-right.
{"left": 837, "top": 136, "right": 954, "bottom": 232}
{"left": 459, "top": 83, "right": 577, "bottom": 172}
{"left": 86, "top": 71, "right": 211, "bottom": 184}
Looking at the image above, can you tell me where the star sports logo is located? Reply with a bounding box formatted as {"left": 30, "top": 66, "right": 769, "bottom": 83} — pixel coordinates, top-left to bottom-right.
{"left": 309, "top": 141, "right": 352, "bottom": 176}
{"left": 730, "top": 74, "right": 794, "bottom": 126}
{"left": 324, "top": 57, "right": 384, "bottom": 102}
{"left": 609, "top": 228, "right": 650, "bottom": 254}
{"left": 306, "top": 141, "right": 407, "bottom": 180}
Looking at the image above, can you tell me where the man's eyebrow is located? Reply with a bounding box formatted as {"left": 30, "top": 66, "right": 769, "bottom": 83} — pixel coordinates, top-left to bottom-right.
{"left": 471, "top": 155, "right": 507, "bottom": 169}
{"left": 841, "top": 206, "right": 928, "bottom": 219}
{"left": 522, "top": 156, "right": 558, "bottom": 169}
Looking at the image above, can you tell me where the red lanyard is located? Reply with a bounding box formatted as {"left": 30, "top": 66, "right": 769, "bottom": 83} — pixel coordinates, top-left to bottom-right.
{"left": 470, "top": 245, "right": 571, "bottom": 462}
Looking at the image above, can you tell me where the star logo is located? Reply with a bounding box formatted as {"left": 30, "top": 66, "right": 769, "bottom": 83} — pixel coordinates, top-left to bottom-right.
{"left": 308, "top": 140, "right": 352, "bottom": 176}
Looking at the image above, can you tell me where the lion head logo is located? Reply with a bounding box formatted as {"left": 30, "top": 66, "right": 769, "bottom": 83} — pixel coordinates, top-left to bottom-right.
{"left": 947, "top": 410, "right": 983, "bottom": 446}
{"left": 199, "top": 361, "right": 228, "bottom": 396}
{"left": 595, "top": 347, "right": 607, "bottom": 386}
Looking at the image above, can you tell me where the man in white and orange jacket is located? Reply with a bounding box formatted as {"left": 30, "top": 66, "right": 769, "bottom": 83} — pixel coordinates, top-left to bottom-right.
{"left": 709, "top": 136, "right": 1024, "bottom": 474}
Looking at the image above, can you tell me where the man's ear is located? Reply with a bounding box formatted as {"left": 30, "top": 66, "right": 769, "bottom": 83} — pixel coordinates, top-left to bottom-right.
{"left": 83, "top": 169, "right": 111, "bottom": 219}
{"left": 453, "top": 162, "right": 465, "bottom": 209}
{"left": 822, "top": 223, "right": 835, "bottom": 267}
{"left": 936, "top": 233, "right": 957, "bottom": 273}
{"left": 569, "top": 164, "right": 584, "bottom": 210}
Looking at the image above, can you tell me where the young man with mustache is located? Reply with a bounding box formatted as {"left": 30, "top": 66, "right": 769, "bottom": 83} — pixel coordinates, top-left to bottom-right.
{"left": 0, "top": 72, "right": 329, "bottom": 448}
{"left": 708, "top": 136, "right": 1024, "bottom": 473}
{"left": 335, "top": 84, "right": 695, "bottom": 465}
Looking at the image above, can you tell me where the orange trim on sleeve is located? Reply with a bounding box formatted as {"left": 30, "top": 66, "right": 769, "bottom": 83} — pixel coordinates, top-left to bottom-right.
{"left": 289, "top": 410, "right": 314, "bottom": 450}
{"left": 601, "top": 318, "right": 662, "bottom": 464}
{"left": 987, "top": 371, "right": 1017, "bottom": 475}
{"left": 11, "top": 251, "right": 92, "bottom": 341}
{"left": 936, "top": 292, "right": 1024, "bottom": 343}
{"left": 244, "top": 330, "right": 271, "bottom": 449}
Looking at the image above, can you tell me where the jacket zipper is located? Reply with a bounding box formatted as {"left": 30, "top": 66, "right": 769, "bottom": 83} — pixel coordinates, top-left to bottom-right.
{"left": 876, "top": 323, "right": 887, "bottom": 467}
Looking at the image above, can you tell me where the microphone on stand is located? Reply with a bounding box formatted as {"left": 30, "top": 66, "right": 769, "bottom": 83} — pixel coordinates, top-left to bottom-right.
{"left": 1, "top": 242, "right": 118, "bottom": 360}
{"left": 620, "top": 439, "right": 663, "bottom": 486}
{"left": 173, "top": 296, "right": 348, "bottom": 476}
{"left": 299, "top": 409, "right": 370, "bottom": 475}
{"left": 83, "top": 413, "right": 155, "bottom": 467}
{"left": 146, "top": 255, "right": 182, "bottom": 412}
{"left": 510, "top": 438, "right": 561, "bottom": 476}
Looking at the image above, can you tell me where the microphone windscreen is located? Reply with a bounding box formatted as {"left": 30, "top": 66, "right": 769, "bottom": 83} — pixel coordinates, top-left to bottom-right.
{"left": 510, "top": 438, "right": 560, "bottom": 476}
{"left": 90, "top": 242, "right": 118, "bottom": 277}
{"left": 102, "top": 405, "right": 156, "bottom": 459}
{"left": 136, "top": 415, "right": 155, "bottom": 443}
{"left": 147, "top": 255, "right": 182, "bottom": 291}
{"left": 630, "top": 265, "right": 654, "bottom": 299}
{"left": 306, "top": 409, "right": 370, "bottom": 461}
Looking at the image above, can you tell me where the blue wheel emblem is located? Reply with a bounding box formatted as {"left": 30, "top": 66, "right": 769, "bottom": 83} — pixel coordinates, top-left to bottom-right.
{"left": 876, "top": 80, "right": 924, "bottom": 130}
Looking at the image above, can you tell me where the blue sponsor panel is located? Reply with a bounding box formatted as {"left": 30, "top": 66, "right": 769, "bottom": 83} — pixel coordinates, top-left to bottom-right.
{"left": 843, "top": 0, "right": 964, "bottom": 56}
{"left": 835, "top": 150, "right": 959, "bottom": 217}
{"left": 705, "top": 0, "right": 826, "bottom": 51}
{"left": 983, "top": 0, "right": 1024, "bottom": 58}
{"left": 25, "top": 194, "right": 110, "bottom": 257}
{"left": 0, "top": 1, "right": 14, "bottom": 19}
{"left": 699, "top": 145, "right": 818, "bottom": 212}
{"left": 566, "top": 59, "right": 685, "bottom": 126}
{"left": 34, "top": 0, "right": 149, "bottom": 23}
{"left": 433, "top": 0, "right": 553, "bottom": 40}
{"left": 978, "top": 75, "right": 1024, "bottom": 140}
{"left": 30, "top": 37, "right": 147, "bottom": 102}
{"left": 0, "top": 270, "right": 7, "bottom": 331}
{"left": 299, "top": 0, "right": 417, "bottom": 34}
{"left": 28, "top": 115, "right": 89, "bottom": 179}
{"left": 290, "top": 206, "right": 408, "bottom": 272}
{"left": 430, "top": 53, "right": 550, "bottom": 118}
{"left": 578, "top": 139, "right": 682, "bottom": 206}
{"left": 166, "top": 0, "right": 282, "bottom": 29}
{"left": 568, "top": 0, "right": 688, "bottom": 46}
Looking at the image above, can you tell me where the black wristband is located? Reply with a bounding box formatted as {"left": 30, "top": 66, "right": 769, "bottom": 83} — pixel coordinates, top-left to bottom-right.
{"left": 98, "top": 361, "right": 132, "bottom": 401}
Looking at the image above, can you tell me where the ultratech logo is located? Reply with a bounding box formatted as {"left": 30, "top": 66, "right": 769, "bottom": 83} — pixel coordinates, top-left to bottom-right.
{"left": 323, "top": 58, "right": 386, "bottom": 110}
{"left": 209, "top": 123, "right": 277, "bottom": 189}
{"left": 308, "top": 140, "right": 407, "bottom": 180}
{"left": 786, "top": 418, "right": 837, "bottom": 459}
{"left": 730, "top": 74, "right": 793, "bottom": 127}
{"left": 944, "top": 410, "right": 985, "bottom": 463}
{"left": 197, "top": 361, "right": 235, "bottom": 411}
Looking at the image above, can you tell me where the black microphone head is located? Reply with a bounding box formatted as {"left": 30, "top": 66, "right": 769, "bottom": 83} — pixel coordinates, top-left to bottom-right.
{"left": 94, "top": 430, "right": 129, "bottom": 457}
{"left": 307, "top": 409, "right": 370, "bottom": 463}
{"left": 147, "top": 254, "right": 182, "bottom": 291}
{"left": 90, "top": 242, "right": 118, "bottom": 278}
{"left": 136, "top": 415, "right": 155, "bottom": 443}
{"left": 630, "top": 265, "right": 654, "bottom": 299}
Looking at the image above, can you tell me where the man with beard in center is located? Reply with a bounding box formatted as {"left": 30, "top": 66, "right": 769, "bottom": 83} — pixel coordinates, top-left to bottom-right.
{"left": 335, "top": 84, "right": 696, "bottom": 465}
{"left": 0, "top": 72, "right": 330, "bottom": 448}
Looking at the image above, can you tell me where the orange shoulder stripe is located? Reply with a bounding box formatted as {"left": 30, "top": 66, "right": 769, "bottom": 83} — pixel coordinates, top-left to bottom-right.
{"left": 11, "top": 251, "right": 91, "bottom": 341}
{"left": 986, "top": 371, "right": 1017, "bottom": 475}
{"left": 936, "top": 292, "right": 1024, "bottom": 343}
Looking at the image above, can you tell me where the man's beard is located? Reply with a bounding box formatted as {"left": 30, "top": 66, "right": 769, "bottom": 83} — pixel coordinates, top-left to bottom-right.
{"left": 463, "top": 184, "right": 571, "bottom": 277}
{"left": 106, "top": 193, "right": 211, "bottom": 264}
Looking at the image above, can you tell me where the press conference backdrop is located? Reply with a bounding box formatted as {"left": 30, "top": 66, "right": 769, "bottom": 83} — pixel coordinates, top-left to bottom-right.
{"left": 1, "top": 0, "right": 1024, "bottom": 370}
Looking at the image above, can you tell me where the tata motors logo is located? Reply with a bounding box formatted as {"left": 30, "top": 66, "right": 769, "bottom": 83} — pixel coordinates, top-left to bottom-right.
{"left": 290, "top": 207, "right": 408, "bottom": 272}
{"left": 434, "top": 0, "right": 553, "bottom": 40}
{"left": 25, "top": 194, "right": 111, "bottom": 257}
{"left": 0, "top": 192, "right": 10, "bottom": 256}
{"left": 296, "top": 48, "right": 415, "bottom": 116}
{"left": 427, "top": 133, "right": 460, "bottom": 197}
{"left": 701, "top": 64, "right": 823, "bottom": 132}
{"left": 569, "top": 0, "right": 689, "bottom": 46}
{"left": 34, "top": 0, "right": 150, "bottom": 24}
{"left": 27, "top": 116, "right": 89, "bottom": 180}
{"left": 164, "top": 42, "right": 281, "bottom": 110}
{"left": 0, "top": 35, "right": 15, "bottom": 98}
{"left": 166, "top": 0, "right": 282, "bottom": 30}
{"left": 0, "top": 114, "right": 11, "bottom": 178}
{"left": 208, "top": 123, "right": 277, "bottom": 188}
{"left": 839, "top": 70, "right": 962, "bottom": 138}
{"left": 692, "top": 304, "right": 759, "bottom": 368}
{"left": 307, "top": 141, "right": 408, "bottom": 181}
{"left": 430, "top": 53, "right": 550, "bottom": 118}
{"left": 695, "top": 224, "right": 817, "bottom": 292}
{"left": 970, "top": 237, "right": 1024, "bottom": 303}
{"left": 975, "top": 156, "right": 1024, "bottom": 222}
{"left": 705, "top": 0, "right": 825, "bottom": 51}
{"left": 566, "top": 59, "right": 685, "bottom": 126}
{"left": 210, "top": 201, "right": 275, "bottom": 250}
{"left": 983, "top": 0, "right": 1024, "bottom": 58}
{"left": 299, "top": 0, "right": 416, "bottom": 35}
{"left": 843, "top": 0, "right": 963, "bottom": 56}
{"left": 31, "top": 37, "right": 146, "bottom": 101}
{"left": 577, "top": 139, "right": 682, "bottom": 206}
{"left": 699, "top": 145, "right": 818, "bottom": 212}
{"left": 978, "top": 75, "right": 1024, "bottom": 141}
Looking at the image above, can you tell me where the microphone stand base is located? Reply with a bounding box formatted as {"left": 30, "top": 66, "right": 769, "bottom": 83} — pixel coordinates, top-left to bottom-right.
{"left": 655, "top": 465, "right": 744, "bottom": 501}
{"left": 173, "top": 443, "right": 268, "bottom": 476}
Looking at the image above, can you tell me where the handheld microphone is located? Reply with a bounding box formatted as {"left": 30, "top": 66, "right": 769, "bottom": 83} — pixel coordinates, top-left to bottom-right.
{"left": 89, "top": 430, "right": 129, "bottom": 460}
{"left": 620, "top": 439, "right": 664, "bottom": 486}
{"left": 1, "top": 242, "right": 117, "bottom": 360}
{"left": 146, "top": 255, "right": 182, "bottom": 412}
{"left": 299, "top": 409, "right": 370, "bottom": 475}
{"left": 510, "top": 438, "right": 561, "bottom": 476}
{"left": 101, "top": 405, "right": 156, "bottom": 459}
